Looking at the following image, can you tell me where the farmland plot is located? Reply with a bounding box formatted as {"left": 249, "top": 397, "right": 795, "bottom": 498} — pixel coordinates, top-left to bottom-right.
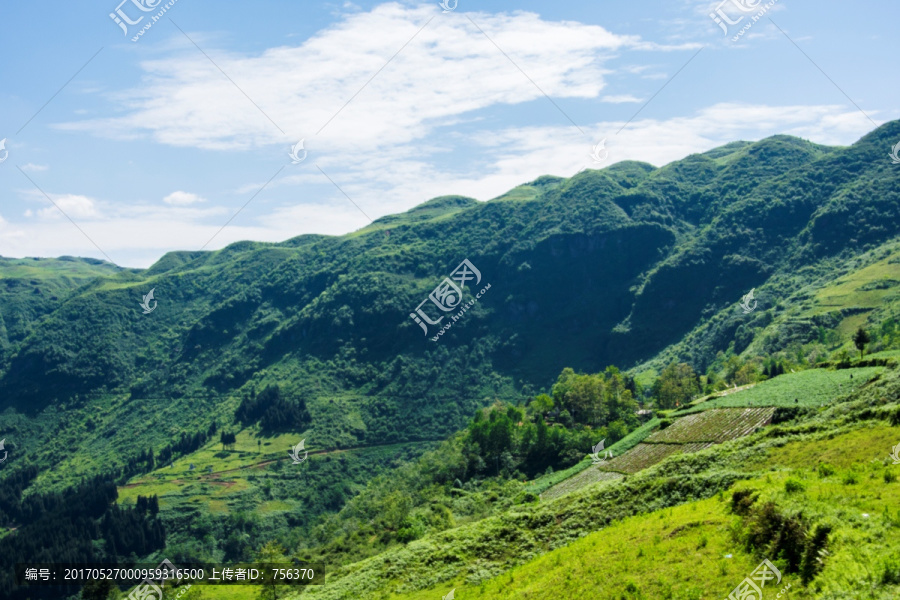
{"left": 646, "top": 408, "right": 775, "bottom": 444}
{"left": 597, "top": 442, "right": 713, "bottom": 474}
{"left": 678, "top": 367, "right": 882, "bottom": 413}
{"left": 543, "top": 408, "right": 774, "bottom": 499}
{"left": 540, "top": 467, "right": 622, "bottom": 501}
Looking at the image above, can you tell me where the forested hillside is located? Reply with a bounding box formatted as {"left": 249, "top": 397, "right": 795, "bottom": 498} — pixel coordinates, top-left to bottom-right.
{"left": 1, "top": 123, "right": 900, "bottom": 599}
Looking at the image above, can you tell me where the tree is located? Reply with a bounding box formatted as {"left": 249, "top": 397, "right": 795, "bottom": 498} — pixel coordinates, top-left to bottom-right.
{"left": 529, "top": 393, "right": 554, "bottom": 417}
{"left": 81, "top": 577, "right": 115, "bottom": 600}
{"left": 220, "top": 431, "right": 237, "bottom": 450}
{"left": 652, "top": 363, "right": 700, "bottom": 409}
{"left": 853, "top": 327, "right": 870, "bottom": 359}
{"left": 255, "top": 541, "right": 289, "bottom": 600}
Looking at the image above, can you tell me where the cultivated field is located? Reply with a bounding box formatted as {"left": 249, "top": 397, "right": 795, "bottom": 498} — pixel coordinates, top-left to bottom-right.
{"left": 678, "top": 367, "right": 882, "bottom": 413}
{"left": 539, "top": 467, "right": 622, "bottom": 501}
{"left": 646, "top": 407, "right": 775, "bottom": 443}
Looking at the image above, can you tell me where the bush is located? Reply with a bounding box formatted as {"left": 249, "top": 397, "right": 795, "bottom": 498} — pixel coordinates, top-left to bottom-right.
{"left": 800, "top": 524, "right": 832, "bottom": 585}
{"left": 817, "top": 463, "right": 836, "bottom": 478}
{"left": 731, "top": 489, "right": 758, "bottom": 516}
{"left": 842, "top": 472, "right": 859, "bottom": 485}
{"left": 744, "top": 501, "right": 806, "bottom": 572}
{"left": 884, "top": 471, "right": 897, "bottom": 484}
{"left": 880, "top": 552, "right": 900, "bottom": 585}
{"left": 658, "top": 419, "right": 673, "bottom": 430}
{"left": 784, "top": 478, "right": 805, "bottom": 494}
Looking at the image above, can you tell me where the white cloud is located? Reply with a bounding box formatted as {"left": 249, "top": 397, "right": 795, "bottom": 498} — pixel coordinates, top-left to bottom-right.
{"left": 37, "top": 194, "right": 100, "bottom": 219}
{"left": 163, "top": 191, "right": 206, "bottom": 205}
{"left": 20, "top": 163, "right": 49, "bottom": 172}
{"left": 601, "top": 94, "right": 644, "bottom": 103}
{"left": 57, "top": 3, "right": 694, "bottom": 152}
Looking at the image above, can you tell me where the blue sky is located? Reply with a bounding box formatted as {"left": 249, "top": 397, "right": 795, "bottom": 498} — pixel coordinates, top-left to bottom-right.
{"left": 0, "top": 0, "right": 897, "bottom": 267}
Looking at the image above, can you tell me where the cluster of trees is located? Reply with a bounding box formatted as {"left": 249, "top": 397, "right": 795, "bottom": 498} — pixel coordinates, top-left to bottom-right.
{"left": 113, "top": 422, "right": 219, "bottom": 487}
{"left": 536, "top": 366, "right": 641, "bottom": 428}
{"left": 134, "top": 494, "right": 160, "bottom": 516}
{"left": 465, "top": 403, "right": 595, "bottom": 479}
{"left": 220, "top": 430, "right": 237, "bottom": 450}
{"left": 652, "top": 363, "right": 701, "bottom": 409}
{"left": 157, "top": 422, "right": 218, "bottom": 467}
{"left": 0, "top": 466, "right": 38, "bottom": 527}
{"left": 0, "top": 474, "right": 165, "bottom": 600}
{"left": 462, "top": 366, "right": 642, "bottom": 479}
{"left": 236, "top": 384, "right": 312, "bottom": 432}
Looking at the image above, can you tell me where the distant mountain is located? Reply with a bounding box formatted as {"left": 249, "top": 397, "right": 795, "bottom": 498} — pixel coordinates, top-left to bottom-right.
{"left": 1, "top": 121, "right": 899, "bottom": 487}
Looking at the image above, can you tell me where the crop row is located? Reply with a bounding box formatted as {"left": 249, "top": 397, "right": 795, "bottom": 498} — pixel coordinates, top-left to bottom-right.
{"left": 540, "top": 467, "right": 622, "bottom": 502}
{"left": 645, "top": 407, "right": 775, "bottom": 444}
{"left": 596, "top": 442, "right": 713, "bottom": 474}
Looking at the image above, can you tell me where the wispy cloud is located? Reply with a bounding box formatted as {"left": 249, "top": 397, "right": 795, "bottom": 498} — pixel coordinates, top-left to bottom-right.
{"left": 56, "top": 3, "right": 690, "bottom": 152}
{"left": 163, "top": 191, "right": 206, "bottom": 205}
{"left": 601, "top": 94, "right": 644, "bottom": 103}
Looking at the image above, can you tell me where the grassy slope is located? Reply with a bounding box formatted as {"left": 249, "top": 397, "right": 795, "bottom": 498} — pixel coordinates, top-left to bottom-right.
{"left": 810, "top": 247, "right": 900, "bottom": 337}
{"left": 386, "top": 423, "right": 900, "bottom": 600}
{"left": 286, "top": 365, "right": 900, "bottom": 600}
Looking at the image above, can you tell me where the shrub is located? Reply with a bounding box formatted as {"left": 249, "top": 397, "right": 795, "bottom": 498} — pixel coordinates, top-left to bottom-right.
{"left": 842, "top": 472, "right": 859, "bottom": 485}
{"left": 731, "top": 489, "right": 758, "bottom": 516}
{"left": 817, "top": 463, "right": 836, "bottom": 478}
{"left": 742, "top": 501, "right": 808, "bottom": 572}
{"left": 784, "top": 478, "right": 805, "bottom": 494}
{"left": 885, "top": 471, "right": 897, "bottom": 484}
{"left": 880, "top": 552, "right": 900, "bottom": 585}
{"left": 801, "top": 524, "right": 832, "bottom": 586}
{"left": 658, "top": 419, "right": 673, "bottom": 430}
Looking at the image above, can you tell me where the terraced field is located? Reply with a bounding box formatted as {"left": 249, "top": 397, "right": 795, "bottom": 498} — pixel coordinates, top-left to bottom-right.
{"left": 646, "top": 407, "right": 775, "bottom": 443}
{"left": 543, "top": 407, "right": 777, "bottom": 498}
{"left": 540, "top": 467, "right": 621, "bottom": 501}
{"left": 597, "top": 442, "right": 713, "bottom": 474}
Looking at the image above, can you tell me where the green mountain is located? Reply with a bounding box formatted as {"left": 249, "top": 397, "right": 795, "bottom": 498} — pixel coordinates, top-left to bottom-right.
{"left": 3, "top": 123, "right": 899, "bottom": 472}
{"left": 1, "top": 122, "right": 900, "bottom": 599}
